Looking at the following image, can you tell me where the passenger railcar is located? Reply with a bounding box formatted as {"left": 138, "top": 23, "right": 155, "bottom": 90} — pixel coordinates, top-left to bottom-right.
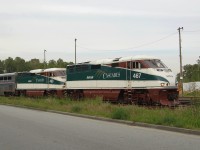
{"left": 0, "top": 73, "right": 17, "bottom": 96}
{"left": 66, "top": 56, "right": 179, "bottom": 106}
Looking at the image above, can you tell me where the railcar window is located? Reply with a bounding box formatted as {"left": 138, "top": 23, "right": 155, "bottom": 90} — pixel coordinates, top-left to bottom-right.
{"left": 111, "top": 63, "right": 119, "bottom": 67}
{"left": 8, "top": 76, "right": 12, "bottom": 80}
{"left": 3, "top": 77, "right": 8, "bottom": 80}
{"left": 0, "top": 77, "right": 3, "bottom": 80}
{"left": 132, "top": 62, "right": 141, "bottom": 69}
{"left": 127, "top": 62, "right": 142, "bottom": 69}
{"left": 49, "top": 72, "right": 54, "bottom": 77}
{"left": 127, "top": 62, "right": 131, "bottom": 69}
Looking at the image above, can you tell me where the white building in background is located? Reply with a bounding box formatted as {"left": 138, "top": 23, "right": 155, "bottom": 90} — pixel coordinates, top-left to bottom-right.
{"left": 183, "top": 82, "right": 200, "bottom": 91}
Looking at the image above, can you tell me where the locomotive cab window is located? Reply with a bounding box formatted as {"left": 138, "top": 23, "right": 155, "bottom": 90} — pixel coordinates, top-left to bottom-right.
{"left": 144, "top": 59, "right": 167, "bottom": 68}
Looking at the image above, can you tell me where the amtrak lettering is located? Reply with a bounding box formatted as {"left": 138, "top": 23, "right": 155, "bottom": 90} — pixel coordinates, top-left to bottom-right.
{"left": 103, "top": 72, "right": 120, "bottom": 79}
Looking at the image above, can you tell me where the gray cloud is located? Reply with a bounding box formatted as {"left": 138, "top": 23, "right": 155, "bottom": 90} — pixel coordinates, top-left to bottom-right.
{"left": 0, "top": 0, "right": 200, "bottom": 74}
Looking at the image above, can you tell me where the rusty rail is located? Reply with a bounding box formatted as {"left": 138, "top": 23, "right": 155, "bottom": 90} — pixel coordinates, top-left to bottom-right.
{"left": 178, "top": 97, "right": 200, "bottom": 105}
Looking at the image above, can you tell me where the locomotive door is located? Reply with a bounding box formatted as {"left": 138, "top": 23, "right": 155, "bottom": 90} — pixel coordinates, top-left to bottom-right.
{"left": 126, "top": 61, "right": 132, "bottom": 88}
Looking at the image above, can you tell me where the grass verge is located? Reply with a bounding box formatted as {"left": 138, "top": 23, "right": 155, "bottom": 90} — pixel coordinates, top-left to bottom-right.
{"left": 0, "top": 96, "right": 200, "bottom": 130}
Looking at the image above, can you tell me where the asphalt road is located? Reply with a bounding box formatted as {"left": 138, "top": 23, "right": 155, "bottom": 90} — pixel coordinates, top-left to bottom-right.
{"left": 0, "top": 105, "right": 200, "bottom": 150}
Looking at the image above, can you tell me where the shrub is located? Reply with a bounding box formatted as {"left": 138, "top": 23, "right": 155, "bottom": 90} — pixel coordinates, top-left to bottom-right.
{"left": 71, "top": 105, "right": 82, "bottom": 113}
{"left": 111, "top": 107, "right": 130, "bottom": 120}
{"left": 162, "top": 116, "right": 176, "bottom": 125}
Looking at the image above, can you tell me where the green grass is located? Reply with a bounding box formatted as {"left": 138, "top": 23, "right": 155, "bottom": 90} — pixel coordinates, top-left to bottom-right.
{"left": 111, "top": 107, "right": 131, "bottom": 120}
{"left": 0, "top": 96, "right": 200, "bottom": 130}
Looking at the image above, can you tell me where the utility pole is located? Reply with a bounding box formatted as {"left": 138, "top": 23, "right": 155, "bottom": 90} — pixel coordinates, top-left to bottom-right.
{"left": 198, "top": 56, "right": 200, "bottom": 81}
{"left": 178, "top": 27, "right": 183, "bottom": 96}
{"left": 75, "top": 38, "right": 77, "bottom": 65}
{"left": 44, "top": 49, "right": 47, "bottom": 69}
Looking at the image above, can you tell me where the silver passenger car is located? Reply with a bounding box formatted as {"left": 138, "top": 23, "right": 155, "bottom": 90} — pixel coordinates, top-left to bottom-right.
{"left": 0, "top": 73, "right": 17, "bottom": 96}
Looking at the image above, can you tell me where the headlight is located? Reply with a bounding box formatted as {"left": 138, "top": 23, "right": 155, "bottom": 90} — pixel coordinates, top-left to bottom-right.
{"left": 161, "top": 83, "right": 165, "bottom": 86}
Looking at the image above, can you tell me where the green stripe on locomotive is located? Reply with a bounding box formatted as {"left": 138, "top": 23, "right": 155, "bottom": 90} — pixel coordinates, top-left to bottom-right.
{"left": 17, "top": 72, "right": 64, "bottom": 85}
{"left": 67, "top": 64, "right": 168, "bottom": 82}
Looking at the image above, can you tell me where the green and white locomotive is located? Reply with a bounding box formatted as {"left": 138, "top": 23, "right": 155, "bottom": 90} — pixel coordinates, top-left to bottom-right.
{"left": 0, "top": 68, "right": 66, "bottom": 97}
{"left": 66, "top": 55, "right": 179, "bottom": 106}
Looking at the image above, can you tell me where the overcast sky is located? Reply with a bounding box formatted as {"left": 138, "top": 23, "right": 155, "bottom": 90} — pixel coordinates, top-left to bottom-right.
{"left": 0, "top": 0, "right": 200, "bottom": 74}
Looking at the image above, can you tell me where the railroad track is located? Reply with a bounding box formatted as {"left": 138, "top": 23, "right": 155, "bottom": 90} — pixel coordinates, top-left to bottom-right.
{"left": 178, "top": 96, "right": 200, "bottom": 105}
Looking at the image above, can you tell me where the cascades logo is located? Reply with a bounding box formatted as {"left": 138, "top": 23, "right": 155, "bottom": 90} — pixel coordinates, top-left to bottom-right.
{"left": 103, "top": 72, "right": 120, "bottom": 79}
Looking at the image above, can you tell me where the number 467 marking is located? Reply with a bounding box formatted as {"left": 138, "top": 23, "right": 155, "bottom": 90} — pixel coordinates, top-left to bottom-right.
{"left": 133, "top": 73, "right": 141, "bottom": 78}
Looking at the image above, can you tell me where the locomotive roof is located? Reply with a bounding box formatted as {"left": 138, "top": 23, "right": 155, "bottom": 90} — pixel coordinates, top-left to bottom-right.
{"left": 30, "top": 69, "right": 43, "bottom": 73}
{"left": 0, "top": 72, "right": 16, "bottom": 76}
{"left": 43, "top": 68, "right": 66, "bottom": 72}
{"left": 89, "top": 55, "right": 159, "bottom": 65}
{"left": 30, "top": 68, "right": 66, "bottom": 74}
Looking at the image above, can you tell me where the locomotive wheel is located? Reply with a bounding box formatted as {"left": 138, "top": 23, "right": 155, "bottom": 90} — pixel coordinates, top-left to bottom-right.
{"left": 66, "top": 90, "right": 83, "bottom": 100}
{"left": 46, "top": 90, "right": 56, "bottom": 97}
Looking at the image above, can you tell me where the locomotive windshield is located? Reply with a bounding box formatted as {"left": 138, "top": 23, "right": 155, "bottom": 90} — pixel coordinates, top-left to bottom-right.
{"left": 40, "top": 70, "right": 66, "bottom": 77}
{"left": 54, "top": 70, "right": 66, "bottom": 76}
{"left": 144, "top": 59, "right": 167, "bottom": 68}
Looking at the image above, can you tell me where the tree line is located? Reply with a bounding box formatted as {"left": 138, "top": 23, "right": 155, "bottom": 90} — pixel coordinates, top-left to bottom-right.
{"left": 0, "top": 57, "right": 73, "bottom": 73}
{"left": 177, "top": 58, "right": 200, "bottom": 82}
